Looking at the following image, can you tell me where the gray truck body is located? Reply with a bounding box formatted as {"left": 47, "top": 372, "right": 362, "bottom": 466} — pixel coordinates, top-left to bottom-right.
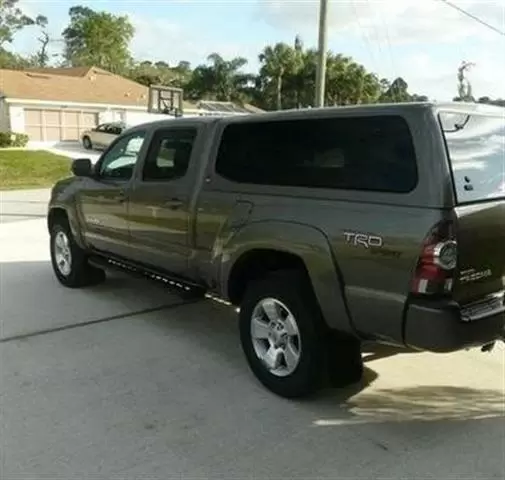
{"left": 48, "top": 102, "right": 505, "bottom": 356}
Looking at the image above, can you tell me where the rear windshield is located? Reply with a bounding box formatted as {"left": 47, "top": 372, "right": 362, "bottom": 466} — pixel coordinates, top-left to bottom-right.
{"left": 440, "top": 111, "right": 505, "bottom": 203}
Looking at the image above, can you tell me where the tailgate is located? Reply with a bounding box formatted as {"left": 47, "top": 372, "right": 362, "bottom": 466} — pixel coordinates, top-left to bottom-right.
{"left": 440, "top": 107, "right": 505, "bottom": 305}
{"left": 453, "top": 201, "right": 505, "bottom": 304}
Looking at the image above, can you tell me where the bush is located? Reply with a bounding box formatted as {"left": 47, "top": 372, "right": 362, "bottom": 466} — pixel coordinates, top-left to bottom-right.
{"left": 0, "top": 131, "right": 30, "bottom": 148}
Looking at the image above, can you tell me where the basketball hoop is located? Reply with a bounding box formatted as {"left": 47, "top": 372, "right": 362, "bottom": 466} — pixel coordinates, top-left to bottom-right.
{"left": 148, "top": 85, "right": 184, "bottom": 116}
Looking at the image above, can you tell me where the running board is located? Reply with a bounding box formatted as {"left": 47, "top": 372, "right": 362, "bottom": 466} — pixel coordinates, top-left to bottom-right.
{"left": 88, "top": 255, "right": 207, "bottom": 298}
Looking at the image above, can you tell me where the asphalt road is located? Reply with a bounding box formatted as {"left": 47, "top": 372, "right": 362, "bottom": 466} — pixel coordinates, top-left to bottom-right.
{"left": 1, "top": 192, "right": 504, "bottom": 479}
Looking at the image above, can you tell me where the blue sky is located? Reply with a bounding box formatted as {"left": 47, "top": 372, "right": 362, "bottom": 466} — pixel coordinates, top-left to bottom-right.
{"left": 10, "top": 0, "right": 505, "bottom": 101}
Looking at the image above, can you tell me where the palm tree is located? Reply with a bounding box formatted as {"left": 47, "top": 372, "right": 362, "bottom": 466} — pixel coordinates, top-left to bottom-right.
{"left": 207, "top": 53, "right": 248, "bottom": 101}
{"left": 259, "top": 42, "right": 298, "bottom": 110}
{"left": 186, "top": 53, "right": 249, "bottom": 101}
{"left": 325, "top": 53, "right": 352, "bottom": 105}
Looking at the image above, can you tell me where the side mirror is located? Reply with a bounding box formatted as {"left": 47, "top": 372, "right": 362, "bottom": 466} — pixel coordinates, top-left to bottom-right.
{"left": 71, "top": 158, "right": 93, "bottom": 177}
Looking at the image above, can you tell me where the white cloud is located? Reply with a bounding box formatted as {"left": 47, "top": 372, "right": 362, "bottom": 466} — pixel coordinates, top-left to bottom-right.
{"left": 394, "top": 49, "right": 505, "bottom": 100}
{"left": 256, "top": 0, "right": 505, "bottom": 99}
{"left": 257, "top": 0, "right": 505, "bottom": 44}
{"left": 7, "top": 0, "right": 505, "bottom": 102}
{"left": 130, "top": 16, "right": 259, "bottom": 69}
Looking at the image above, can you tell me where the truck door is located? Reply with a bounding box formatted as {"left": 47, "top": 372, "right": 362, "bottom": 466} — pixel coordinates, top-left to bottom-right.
{"left": 127, "top": 126, "right": 199, "bottom": 275}
{"left": 78, "top": 129, "right": 147, "bottom": 257}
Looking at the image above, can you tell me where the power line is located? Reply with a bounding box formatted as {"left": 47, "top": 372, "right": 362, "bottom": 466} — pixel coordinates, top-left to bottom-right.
{"left": 437, "top": 0, "right": 505, "bottom": 37}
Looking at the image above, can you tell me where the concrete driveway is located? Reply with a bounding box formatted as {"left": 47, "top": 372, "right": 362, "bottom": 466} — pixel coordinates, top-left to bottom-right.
{"left": 45, "top": 141, "right": 101, "bottom": 163}
{"left": 1, "top": 192, "right": 504, "bottom": 479}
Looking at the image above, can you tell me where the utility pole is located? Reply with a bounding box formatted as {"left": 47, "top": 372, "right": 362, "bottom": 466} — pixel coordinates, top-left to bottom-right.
{"left": 315, "top": 0, "right": 328, "bottom": 107}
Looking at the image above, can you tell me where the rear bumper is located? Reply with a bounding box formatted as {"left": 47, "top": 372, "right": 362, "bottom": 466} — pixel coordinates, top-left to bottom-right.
{"left": 404, "top": 299, "right": 505, "bottom": 353}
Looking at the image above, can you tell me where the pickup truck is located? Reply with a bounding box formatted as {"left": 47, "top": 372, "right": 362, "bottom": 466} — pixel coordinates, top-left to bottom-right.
{"left": 48, "top": 102, "right": 505, "bottom": 398}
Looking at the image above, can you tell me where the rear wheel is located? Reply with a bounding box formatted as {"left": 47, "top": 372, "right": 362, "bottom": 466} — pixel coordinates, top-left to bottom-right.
{"left": 50, "top": 219, "right": 105, "bottom": 288}
{"left": 82, "top": 136, "right": 92, "bottom": 150}
{"left": 239, "top": 270, "right": 362, "bottom": 398}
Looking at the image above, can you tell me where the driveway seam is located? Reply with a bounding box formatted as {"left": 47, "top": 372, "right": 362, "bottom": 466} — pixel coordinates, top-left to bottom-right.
{"left": 0, "top": 299, "right": 201, "bottom": 344}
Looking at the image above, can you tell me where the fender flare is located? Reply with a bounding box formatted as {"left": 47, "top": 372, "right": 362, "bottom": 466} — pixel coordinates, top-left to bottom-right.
{"left": 47, "top": 202, "right": 86, "bottom": 249}
{"left": 216, "top": 220, "right": 355, "bottom": 335}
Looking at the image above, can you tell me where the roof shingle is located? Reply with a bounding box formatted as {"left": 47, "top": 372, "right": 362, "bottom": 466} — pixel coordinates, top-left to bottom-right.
{"left": 0, "top": 66, "right": 263, "bottom": 114}
{"left": 0, "top": 66, "right": 155, "bottom": 108}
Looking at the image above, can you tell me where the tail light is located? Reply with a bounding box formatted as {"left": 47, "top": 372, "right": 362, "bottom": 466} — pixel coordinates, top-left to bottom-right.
{"left": 411, "top": 221, "right": 457, "bottom": 296}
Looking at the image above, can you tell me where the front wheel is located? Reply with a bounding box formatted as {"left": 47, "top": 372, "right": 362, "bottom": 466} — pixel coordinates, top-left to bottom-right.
{"left": 50, "top": 220, "right": 105, "bottom": 288}
{"left": 82, "top": 136, "right": 92, "bottom": 150}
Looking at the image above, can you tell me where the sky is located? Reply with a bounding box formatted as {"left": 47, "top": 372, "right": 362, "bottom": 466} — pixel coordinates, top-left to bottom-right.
{"left": 8, "top": 0, "right": 505, "bottom": 101}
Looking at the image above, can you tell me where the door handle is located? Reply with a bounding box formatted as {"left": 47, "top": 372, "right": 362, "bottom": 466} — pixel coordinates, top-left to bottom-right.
{"left": 164, "top": 197, "right": 183, "bottom": 210}
{"left": 117, "top": 190, "right": 127, "bottom": 203}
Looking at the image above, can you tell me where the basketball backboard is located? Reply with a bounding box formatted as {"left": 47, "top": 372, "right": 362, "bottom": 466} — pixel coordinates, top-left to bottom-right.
{"left": 148, "top": 85, "right": 184, "bottom": 117}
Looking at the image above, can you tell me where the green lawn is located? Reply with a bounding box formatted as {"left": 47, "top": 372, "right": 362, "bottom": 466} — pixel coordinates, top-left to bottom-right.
{"left": 0, "top": 150, "right": 72, "bottom": 190}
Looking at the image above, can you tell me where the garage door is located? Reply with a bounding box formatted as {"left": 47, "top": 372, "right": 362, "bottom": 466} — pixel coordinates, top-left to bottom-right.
{"left": 24, "top": 109, "right": 98, "bottom": 142}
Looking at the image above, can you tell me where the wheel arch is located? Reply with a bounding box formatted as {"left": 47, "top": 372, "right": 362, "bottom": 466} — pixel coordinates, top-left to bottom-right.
{"left": 47, "top": 205, "right": 86, "bottom": 249}
{"left": 218, "top": 221, "right": 354, "bottom": 335}
{"left": 47, "top": 207, "right": 68, "bottom": 230}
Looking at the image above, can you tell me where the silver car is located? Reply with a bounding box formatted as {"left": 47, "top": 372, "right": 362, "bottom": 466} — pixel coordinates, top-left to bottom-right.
{"left": 81, "top": 122, "right": 128, "bottom": 150}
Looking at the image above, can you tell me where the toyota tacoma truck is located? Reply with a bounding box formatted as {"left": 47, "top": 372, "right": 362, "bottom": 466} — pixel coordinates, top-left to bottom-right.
{"left": 47, "top": 102, "right": 505, "bottom": 398}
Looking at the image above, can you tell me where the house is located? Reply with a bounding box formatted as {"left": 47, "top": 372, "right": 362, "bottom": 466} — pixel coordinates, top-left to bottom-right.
{"left": 0, "top": 66, "right": 261, "bottom": 144}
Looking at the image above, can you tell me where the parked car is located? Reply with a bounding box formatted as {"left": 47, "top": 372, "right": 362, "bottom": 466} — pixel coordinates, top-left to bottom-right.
{"left": 48, "top": 102, "right": 505, "bottom": 399}
{"left": 81, "top": 122, "right": 128, "bottom": 150}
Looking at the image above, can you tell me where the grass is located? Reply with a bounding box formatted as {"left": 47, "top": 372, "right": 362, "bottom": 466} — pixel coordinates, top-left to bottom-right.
{"left": 0, "top": 150, "right": 72, "bottom": 190}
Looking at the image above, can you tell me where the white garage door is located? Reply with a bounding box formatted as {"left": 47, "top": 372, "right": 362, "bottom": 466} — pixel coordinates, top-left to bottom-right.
{"left": 24, "top": 109, "right": 98, "bottom": 142}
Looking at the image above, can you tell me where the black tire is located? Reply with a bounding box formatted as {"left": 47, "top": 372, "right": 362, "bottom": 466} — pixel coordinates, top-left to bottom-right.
{"left": 50, "top": 219, "right": 105, "bottom": 288}
{"left": 240, "top": 270, "right": 363, "bottom": 398}
{"left": 82, "top": 136, "right": 92, "bottom": 150}
{"left": 239, "top": 270, "right": 327, "bottom": 398}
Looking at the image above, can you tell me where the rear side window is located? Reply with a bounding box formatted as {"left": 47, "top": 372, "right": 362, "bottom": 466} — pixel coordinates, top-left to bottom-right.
{"left": 215, "top": 115, "right": 418, "bottom": 193}
{"left": 440, "top": 111, "right": 505, "bottom": 203}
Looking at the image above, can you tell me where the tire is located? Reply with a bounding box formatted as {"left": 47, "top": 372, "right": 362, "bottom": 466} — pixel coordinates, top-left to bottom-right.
{"left": 239, "top": 270, "right": 328, "bottom": 398}
{"left": 50, "top": 219, "right": 105, "bottom": 288}
{"left": 82, "top": 136, "right": 92, "bottom": 150}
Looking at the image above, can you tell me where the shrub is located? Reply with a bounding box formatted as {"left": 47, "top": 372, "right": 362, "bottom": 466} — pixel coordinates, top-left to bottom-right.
{"left": 0, "top": 132, "right": 12, "bottom": 148}
{"left": 0, "top": 132, "right": 30, "bottom": 148}
{"left": 11, "top": 133, "right": 29, "bottom": 147}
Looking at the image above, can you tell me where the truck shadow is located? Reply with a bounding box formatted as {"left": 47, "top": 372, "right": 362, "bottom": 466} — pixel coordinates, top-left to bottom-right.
{"left": 143, "top": 298, "right": 505, "bottom": 424}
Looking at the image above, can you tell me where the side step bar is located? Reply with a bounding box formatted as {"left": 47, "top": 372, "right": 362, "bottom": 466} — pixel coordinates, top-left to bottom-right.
{"left": 88, "top": 255, "right": 207, "bottom": 298}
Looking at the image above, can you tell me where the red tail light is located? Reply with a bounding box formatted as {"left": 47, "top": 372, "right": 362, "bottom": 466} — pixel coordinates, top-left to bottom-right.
{"left": 411, "top": 221, "right": 457, "bottom": 296}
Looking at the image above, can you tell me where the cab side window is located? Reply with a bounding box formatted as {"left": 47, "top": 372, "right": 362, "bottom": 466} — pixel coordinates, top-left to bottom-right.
{"left": 142, "top": 128, "right": 197, "bottom": 181}
{"left": 215, "top": 116, "right": 418, "bottom": 193}
{"left": 98, "top": 131, "right": 146, "bottom": 181}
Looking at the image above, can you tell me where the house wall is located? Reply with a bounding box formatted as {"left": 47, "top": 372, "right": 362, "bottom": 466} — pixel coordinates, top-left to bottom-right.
{"left": 124, "top": 111, "right": 179, "bottom": 126}
{"left": 5, "top": 102, "right": 131, "bottom": 144}
{"left": 8, "top": 105, "right": 25, "bottom": 133}
{"left": 0, "top": 98, "right": 11, "bottom": 131}
{"left": 2, "top": 100, "right": 227, "bottom": 143}
{"left": 99, "top": 109, "right": 126, "bottom": 124}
